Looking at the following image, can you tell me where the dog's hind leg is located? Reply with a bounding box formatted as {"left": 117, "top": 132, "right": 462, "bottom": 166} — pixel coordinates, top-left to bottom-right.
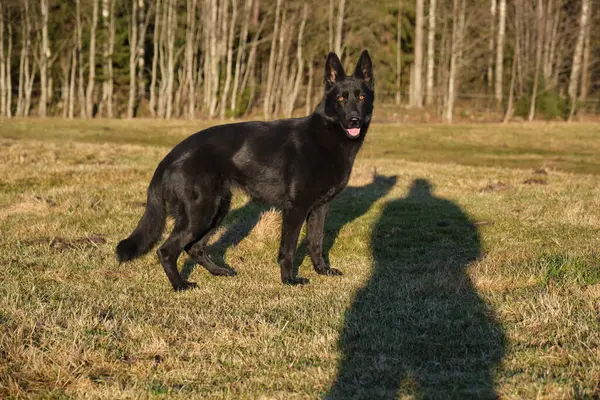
{"left": 279, "top": 208, "right": 310, "bottom": 285}
{"left": 306, "top": 203, "right": 342, "bottom": 276}
{"left": 157, "top": 196, "right": 220, "bottom": 291}
{"left": 185, "top": 193, "right": 237, "bottom": 277}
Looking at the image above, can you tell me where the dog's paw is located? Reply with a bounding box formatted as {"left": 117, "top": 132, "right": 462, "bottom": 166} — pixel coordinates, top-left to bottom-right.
{"left": 173, "top": 281, "right": 198, "bottom": 291}
{"left": 316, "top": 267, "right": 343, "bottom": 276}
{"left": 208, "top": 267, "right": 237, "bottom": 277}
{"left": 282, "top": 276, "right": 310, "bottom": 285}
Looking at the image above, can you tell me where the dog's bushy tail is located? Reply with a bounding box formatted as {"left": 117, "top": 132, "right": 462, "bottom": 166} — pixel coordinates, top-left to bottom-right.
{"left": 116, "top": 173, "right": 166, "bottom": 262}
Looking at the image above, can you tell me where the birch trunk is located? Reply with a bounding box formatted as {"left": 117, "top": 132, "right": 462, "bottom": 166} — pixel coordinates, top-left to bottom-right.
{"left": 494, "top": 0, "right": 505, "bottom": 106}
{"left": 568, "top": 0, "right": 589, "bottom": 121}
{"left": 5, "top": 23, "right": 11, "bottom": 117}
{"left": 579, "top": 6, "right": 591, "bottom": 104}
{"left": 185, "top": 0, "right": 197, "bottom": 119}
{"left": 305, "top": 57, "right": 313, "bottom": 115}
{"left": 395, "top": 0, "right": 402, "bottom": 105}
{"left": 263, "top": 0, "right": 282, "bottom": 119}
{"left": 425, "top": 0, "right": 436, "bottom": 106}
{"left": 444, "top": 0, "right": 459, "bottom": 122}
{"left": 487, "top": 0, "right": 495, "bottom": 89}
{"left": 334, "top": 0, "right": 345, "bottom": 57}
{"left": 285, "top": 3, "right": 307, "bottom": 118}
{"left": 86, "top": 0, "right": 99, "bottom": 118}
{"left": 150, "top": 0, "right": 161, "bottom": 117}
{"left": 165, "top": 0, "right": 176, "bottom": 119}
{"left": 68, "top": 47, "right": 76, "bottom": 119}
{"left": 0, "top": 0, "right": 5, "bottom": 117}
{"left": 231, "top": 0, "right": 252, "bottom": 116}
{"left": 503, "top": 38, "right": 518, "bottom": 123}
{"left": 410, "top": 0, "right": 424, "bottom": 108}
{"left": 328, "top": 0, "right": 333, "bottom": 51}
{"left": 128, "top": 0, "right": 138, "bottom": 118}
{"left": 39, "top": 0, "right": 49, "bottom": 117}
{"left": 528, "top": 0, "right": 544, "bottom": 121}
{"left": 23, "top": 0, "right": 34, "bottom": 117}
{"left": 137, "top": 0, "right": 146, "bottom": 101}
{"left": 76, "top": 0, "right": 86, "bottom": 118}
{"left": 220, "top": 0, "right": 238, "bottom": 119}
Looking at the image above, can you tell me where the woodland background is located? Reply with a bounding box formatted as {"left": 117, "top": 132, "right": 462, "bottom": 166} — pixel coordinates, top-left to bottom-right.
{"left": 0, "top": 0, "right": 598, "bottom": 122}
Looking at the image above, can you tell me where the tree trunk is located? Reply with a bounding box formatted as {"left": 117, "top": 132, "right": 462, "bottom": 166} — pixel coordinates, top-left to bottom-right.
{"left": 568, "top": 0, "right": 589, "bottom": 121}
{"left": 503, "top": 37, "right": 518, "bottom": 123}
{"left": 425, "top": 0, "right": 435, "bottom": 106}
{"left": 39, "top": 0, "right": 49, "bottom": 117}
{"left": 5, "top": 23, "right": 11, "bottom": 117}
{"left": 128, "top": 0, "right": 138, "bottom": 118}
{"left": 410, "top": 0, "right": 424, "bottom": 108}
{"left": 494, "top": 0, "right": 505, "bottom": 107}
{"left": 263, "top": 0, "right": 282, "bottom": 119}
{"left": 395, "top": 0, "right": 402, "bottom": 105}
{"left": 76, "top": 0, "right": 86, "bottom": 118}
{"left": 137, "top": 0, "right": 146, "bottom": 102}
{"left": 208, "top": 0, "right": 219, "bottom": 117}
{"left": 328, "top": 0, "right": 334, "bottom": 51}
{"left": 185, "top": 0, "right": 197, "bottom": 119}
{"left": 334, "top": 0, "right": 345, "bottom": 57}
{"left": 528, "top": 0, "right": 544, "bottom": 121}
{"left": 23, "top": 0, "right": 34, "bottom": 117}
{"left": 220, "top": 0, "right": 238, "bottom": 119}
{"left": 87, "top": 0, "right": 99, "bottom": 118}
{"left": 444, "top": 0, "right": 459, "bottom": 122}
{"left": 231, "top": 0, "right": 252, "bottom": 116}
{"left": 487, "top": 0, "right": 495, "bottom": 89}
{"left": 305, "top": 56, "right": 313, "bottom": 115}
{"left": 0, "top": 0, "right": 5, "bottom": 117}
{"left": 68, "top": 46, "right": 76, "bottom": 119}
{"left": 285, "top": 3, "right": 307, "bottom": 118}
{"left": 165, "top": 0, "right": 176, "bottom": 118}
{"left": 108, "top": 0, "right": 115, "bottom": 117}
{"left": 150, "top": 0, "right": 161, "bottom": 117}
{"left": 579, "top": 5, "right": 591, "bottom": 104}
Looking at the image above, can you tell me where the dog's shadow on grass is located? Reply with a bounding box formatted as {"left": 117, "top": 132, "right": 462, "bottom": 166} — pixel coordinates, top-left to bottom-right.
{"left": 327, "top": 179, "right": 506, "bottom": 399}
{"left": 181, "top": 173, "right": 397, "bottom": 280}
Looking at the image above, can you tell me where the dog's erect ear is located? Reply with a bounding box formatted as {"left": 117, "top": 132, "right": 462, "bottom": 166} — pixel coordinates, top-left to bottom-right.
{"left": 324, "top": 52, "right": 345, "bottom": 87}
{"left": 354, "top": 50, "right": 373, "bottom": 87}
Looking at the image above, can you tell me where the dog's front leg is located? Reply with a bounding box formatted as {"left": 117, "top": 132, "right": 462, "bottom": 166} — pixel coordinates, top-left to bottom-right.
{"left": 306, "top": 203, "right": 342, "bottom": 276}
{"left": 278, "top": 208, "right": 309, "bottom": 285}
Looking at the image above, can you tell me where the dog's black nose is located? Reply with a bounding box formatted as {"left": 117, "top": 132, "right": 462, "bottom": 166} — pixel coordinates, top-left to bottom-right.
{"left": 349, "top": 117, "right": 361, "bottom": 128}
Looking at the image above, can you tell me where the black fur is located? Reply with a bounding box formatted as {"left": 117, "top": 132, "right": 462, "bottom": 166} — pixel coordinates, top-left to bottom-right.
{"left": 116, "top": 50, "right": 375, "bottom": 290}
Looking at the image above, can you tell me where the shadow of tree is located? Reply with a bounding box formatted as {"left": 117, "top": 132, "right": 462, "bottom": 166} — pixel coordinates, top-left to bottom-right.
{"left": 327, "top": 179, "right": 505, "bottom": 399}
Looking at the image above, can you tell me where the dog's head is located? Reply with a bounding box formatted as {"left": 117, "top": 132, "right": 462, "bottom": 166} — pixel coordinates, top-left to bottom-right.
{"left": 323, "top": 50, "right": 374, "bottom": 140}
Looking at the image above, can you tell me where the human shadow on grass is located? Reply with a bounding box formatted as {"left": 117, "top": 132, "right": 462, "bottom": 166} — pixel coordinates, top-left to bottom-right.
{"left": 327, "top": 179, "right": 505, "bottom": 399}
{"left": 181, "top": 173, "right": 397, "bottom": 280}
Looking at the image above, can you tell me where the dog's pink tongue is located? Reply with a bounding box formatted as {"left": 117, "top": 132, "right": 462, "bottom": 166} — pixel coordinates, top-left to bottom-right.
{"left": 346, "top": 128, "right": 360, "bottom": 137}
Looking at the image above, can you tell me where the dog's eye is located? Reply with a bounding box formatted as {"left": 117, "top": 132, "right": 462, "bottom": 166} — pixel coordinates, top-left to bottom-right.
{"left": 337, "top": 96, "right": 344, "bottom": 102}
{"left": 359, "top": 94, "right": 365, "bottom": 101}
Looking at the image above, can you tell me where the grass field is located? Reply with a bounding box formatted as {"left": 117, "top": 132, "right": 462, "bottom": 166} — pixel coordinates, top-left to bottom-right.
{"left": 1, "top": 119, "right": 599, "bottom": 398}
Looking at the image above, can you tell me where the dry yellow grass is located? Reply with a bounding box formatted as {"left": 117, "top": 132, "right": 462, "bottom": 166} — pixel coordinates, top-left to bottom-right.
{"left": 0, "top": 119, "right": 599, "bottom": 398}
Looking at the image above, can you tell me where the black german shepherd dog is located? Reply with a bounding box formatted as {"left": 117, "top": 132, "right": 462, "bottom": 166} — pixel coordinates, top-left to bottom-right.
{"left": 116, "top": 50, "right": 374, "bottom": 290}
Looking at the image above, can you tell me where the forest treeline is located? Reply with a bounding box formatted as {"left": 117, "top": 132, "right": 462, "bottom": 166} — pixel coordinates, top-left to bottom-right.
{"left": 0, "top": 0, "right": 597, "bottom": 121}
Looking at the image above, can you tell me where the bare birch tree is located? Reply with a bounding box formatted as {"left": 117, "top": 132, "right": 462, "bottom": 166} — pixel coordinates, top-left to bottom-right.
{"left": 410, "top": 0, "right": 424, "bottom": 108}
{"left": 39, "top": 0, "right": 49, "bottom": 117}
{"left": 568, "top": 0, "right": 589, "bottom": 121}
{"left": 333, "top": 0, "right": 345, "bottom": 58}
{"left": 86, "top": 0, "right": 99, "bottom": 118}
{"left": 150, "top": 0, "right": 161, "bottom": 117}
{"left": 425, "top": 0, "right": 436, "bottom": 106}
{"left": 0, "top": 0, "right": 5, "bottom": 117}
{"left": 495, "top": 0, "right": 505, "bottom": 106}
{"left": 76, "top": 0, "right": 86, "bottom": 118}
{"left": 528, "top": 0, "right": 544, "bottom": 121}
{"left": 128, "top": 0, "right": 138, "bottom": 118}
{"left": 487, "top": 0, "right": 495, "bottom": 88}
{"left": 395, "top": 0, "right": 402, "bottom": 104}
{"left": 263, "top": 0, "right": 282, "bottom": 119}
